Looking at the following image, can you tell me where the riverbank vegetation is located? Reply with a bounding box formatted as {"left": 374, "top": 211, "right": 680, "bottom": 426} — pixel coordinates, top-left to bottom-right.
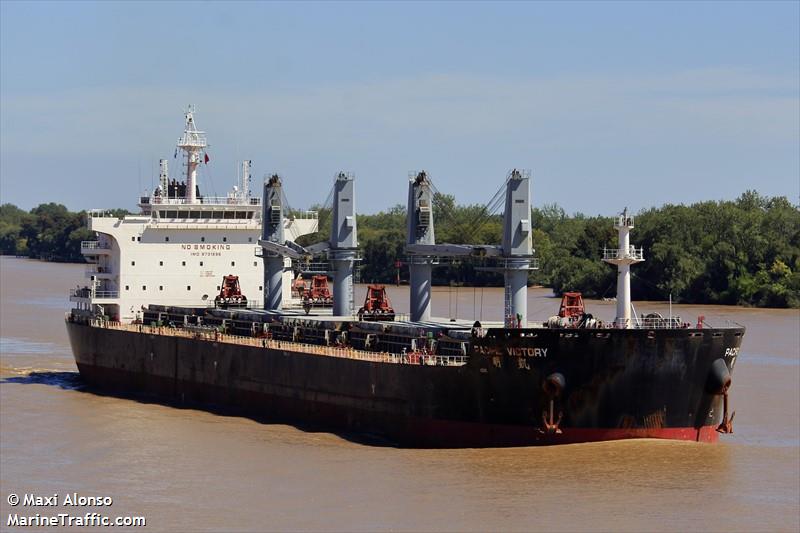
{"left": 2, "top": 191, "right": 798, "bottom": 307}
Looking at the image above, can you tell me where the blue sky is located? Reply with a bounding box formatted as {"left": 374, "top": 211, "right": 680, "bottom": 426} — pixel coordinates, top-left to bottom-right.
{"left": 1, "top": 0, "right": 798, "bottom": 214}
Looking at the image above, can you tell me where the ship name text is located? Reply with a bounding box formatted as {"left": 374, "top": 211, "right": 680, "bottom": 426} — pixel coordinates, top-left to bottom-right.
{"left": 506, "top": 347, "right": 548, "bottom": 358}
{"left": 474, "top": 346, "right": 548, "bottom": 358}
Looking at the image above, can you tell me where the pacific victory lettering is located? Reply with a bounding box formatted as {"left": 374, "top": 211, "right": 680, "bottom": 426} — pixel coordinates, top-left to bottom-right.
{"left": 505, "top": 347, "right": 548, "bottom": 358}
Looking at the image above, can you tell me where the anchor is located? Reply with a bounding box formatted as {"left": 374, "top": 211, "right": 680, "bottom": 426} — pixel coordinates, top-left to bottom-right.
{"left": 540, "top": 372, "right": 565, "bottom": 435}
{"left": 708, "top": 358, "right": 735, "bottom": 434}
{"left": 542, "top": 398, "right": 563, "bottom": 435}
{"left": 716, "top": 388, "right": 735, "bottom": 434}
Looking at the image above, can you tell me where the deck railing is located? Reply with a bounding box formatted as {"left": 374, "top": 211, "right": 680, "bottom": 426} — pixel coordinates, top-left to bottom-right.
{"left": 603, "top": 246, "right": 645, "bottom": 261}
{"left": 88, "top": 320, "right": 468, "bottom": 367}
{"left": 70, "top": 289, "right": 119, "bottom": 299}
{"left": 148, "top": 196, "right": 262, "bottom": 206}
{"left": 614, "top": 316, "right": 685, "bottom": 329}
{"left": 81, "top": 240, "right": 110, "bottom": 250}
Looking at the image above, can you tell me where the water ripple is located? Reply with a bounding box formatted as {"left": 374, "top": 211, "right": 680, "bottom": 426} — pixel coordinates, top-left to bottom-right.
{"left": 0, "top": 369, "right": 84, "bottom": 390}
{"left": 739, "top": 353, "right": 799, "bottom": 367}
{"left": 0, "top": 337, "right": 68, "bottom": 356}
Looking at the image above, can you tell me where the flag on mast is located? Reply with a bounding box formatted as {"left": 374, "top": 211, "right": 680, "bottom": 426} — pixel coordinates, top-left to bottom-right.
{"left": 204, "top": 153, "right": 210, "bottom": 164}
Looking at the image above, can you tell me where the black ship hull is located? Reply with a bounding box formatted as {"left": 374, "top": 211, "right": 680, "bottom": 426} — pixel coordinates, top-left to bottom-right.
{"left": 65, "top": 319, "right": 743, "bottom": 447}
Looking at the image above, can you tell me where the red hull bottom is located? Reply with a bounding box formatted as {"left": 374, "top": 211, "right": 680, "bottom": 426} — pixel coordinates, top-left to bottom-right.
{"left": 405, "top": 416, "right": 720, "bottom": 446}
{"left": 75, "top": 362, "right": 719, "bottom": 447}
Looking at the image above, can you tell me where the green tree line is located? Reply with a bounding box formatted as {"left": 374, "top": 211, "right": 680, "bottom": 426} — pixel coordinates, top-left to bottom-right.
{"left": 299, "top": 190, "right": 799, "bottom": 308}
{"left": 1, "top": 203, "right": 93, "bottom": 261}
{"left": 0, "top": 203, "right": 129, "bottom": 262}
{"left": 3, "top": 191, "right": 798, "bottom": 307}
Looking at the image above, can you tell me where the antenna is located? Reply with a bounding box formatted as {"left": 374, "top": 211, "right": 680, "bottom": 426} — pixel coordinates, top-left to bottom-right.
{"left": 176, "top": 105, "right": 207, "bottom": 203}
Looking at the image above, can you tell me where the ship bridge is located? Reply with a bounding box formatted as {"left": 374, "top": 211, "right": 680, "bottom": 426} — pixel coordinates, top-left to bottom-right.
{"left": 71, "top": 109, "right": 318, "bottom": 323}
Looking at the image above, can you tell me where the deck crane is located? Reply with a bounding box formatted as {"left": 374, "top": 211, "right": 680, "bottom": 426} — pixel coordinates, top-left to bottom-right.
{"left": 405, "top": 170, "right": 537, "bottom": 326}
{"left": 259, "top": 172, "right": 358, "bottom": 317}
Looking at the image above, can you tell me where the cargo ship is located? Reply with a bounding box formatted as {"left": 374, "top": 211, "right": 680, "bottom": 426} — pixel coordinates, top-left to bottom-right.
{"left": 66, "top": 108, "right": 744, "bottom": 447}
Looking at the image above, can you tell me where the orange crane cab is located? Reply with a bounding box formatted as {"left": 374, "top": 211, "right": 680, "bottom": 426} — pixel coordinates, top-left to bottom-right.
{"left": 215, "top": 275, "right": 247, "bottom": 308}
{"left": 558, "top": 292, "right": 585, "bottom": 319}
{"left": 357, "top": 284, "right": 396, "bottom": 321}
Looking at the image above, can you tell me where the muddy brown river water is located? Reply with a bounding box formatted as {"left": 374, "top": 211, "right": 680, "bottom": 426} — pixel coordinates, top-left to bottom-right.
{"left": 1, "top": 256, "right": 798, "bottom": 531}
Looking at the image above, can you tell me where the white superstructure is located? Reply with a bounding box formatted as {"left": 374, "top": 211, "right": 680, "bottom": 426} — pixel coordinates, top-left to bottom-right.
{"left": 70, "top": 107, "right": 317, "bottom": 322}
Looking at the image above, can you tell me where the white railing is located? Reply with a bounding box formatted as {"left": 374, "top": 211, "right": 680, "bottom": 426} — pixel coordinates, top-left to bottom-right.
{"left": 70, "top": 289, "right": 119, "bottom": 299}
{"left": 603, "top": 246, "right": 644, "bottom": 261}
{"left": 85, "top": 265, "right": 112, "bottom": 275}
{"left": 614, "top": 316, "right": 684, "bottom": 329}
{"left": 81, "top": 240, "right": 110, "bottom": 250}
{"left": 89, "top": 321, "right": 469, "bottom": 367}
{"left": 288, "top": 211, "right": 319, "bottom": 220}
{"left": 88, "top": 209, "right": 121, "bottom": 218}
{"left": 149, "top": 196, "right": 262, "bottom": 206}
{"left": 615, "top": 215, "right": 634, "bottom": 228}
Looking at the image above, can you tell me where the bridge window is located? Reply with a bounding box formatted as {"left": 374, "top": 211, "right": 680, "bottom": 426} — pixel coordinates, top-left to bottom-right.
{"left": 159, "top": 261, "right": 163, "bottom": 266}
{"left": 142, "top": 285, "right": 146, "bottom": 291}
{"left": 159, "top": 286, "right": 163, "bottom": 291}
{"left": 201, "top": 237, "right": 205, "bottom": 242}
{"left": 187, "top": 286, "right": 191, "bottom": 291}
{"left": 131, "top": 261, "right": 135, "bottom": 266}
{"left": 182, "top": 261, "right": 186, "bottom": 266}
{"left": 222, "top": 237, "right": 227, "bottom": 242}
{"left": 165, "top": 236, "right": 169, "bottom": 242}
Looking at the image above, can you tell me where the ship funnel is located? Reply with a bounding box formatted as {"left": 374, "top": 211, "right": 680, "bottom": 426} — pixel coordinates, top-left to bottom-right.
{"left": 261, "top": 174, "right": 286, "bottom": 311}
{"left": 499, "top": 169, "right": 534, "bottom": 327}
{"left": 330, "top": 172, "right": 358, "bottom": 316}
{"left": 406, "top": 171, "right": 436, "bottom": 322}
